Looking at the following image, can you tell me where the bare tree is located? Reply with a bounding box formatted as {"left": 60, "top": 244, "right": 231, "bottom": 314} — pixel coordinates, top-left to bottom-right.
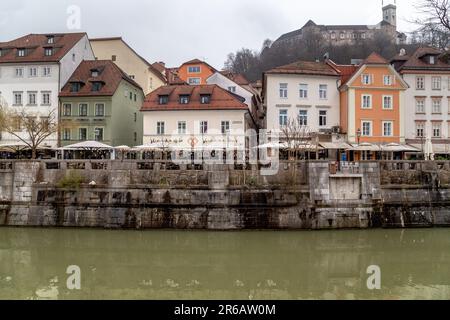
{"left": 413, "top": 0, "right": 450, "bottom": 48}
{"left": 280, "top": 118, "right": 313, "bottom": 160}
{"left": 0, "top": 102, "right": 58, "bottom": 159}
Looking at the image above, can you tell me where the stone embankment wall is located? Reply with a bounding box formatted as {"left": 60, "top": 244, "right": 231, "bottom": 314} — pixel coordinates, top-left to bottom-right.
{"left": 0, "top": 160, "right": 450, "bottom": 230}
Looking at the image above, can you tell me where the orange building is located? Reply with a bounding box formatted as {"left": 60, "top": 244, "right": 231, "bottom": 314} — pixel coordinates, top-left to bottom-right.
{"left": 335, "top": 53, "right": 409, "bottom": 147}
{"left": 177, "top": 59, "right": 217, "bottom": 85}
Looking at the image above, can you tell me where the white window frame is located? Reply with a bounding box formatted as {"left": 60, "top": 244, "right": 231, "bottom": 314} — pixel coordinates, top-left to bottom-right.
{"left": 361, "top": 94, "right": 372, "bottom": 109}
{"left": 319, "top": 84, "right": 327, "bottom": 100}
{"left": 319, "top": 110, "right": 327, "bottom": 127}
{"left": 188, "top": 77, "right": 201, "bottom": 85}
{"left": 157, "top": 121, "right": 165, "bottom": 135}
{"left": 383, "top": 75, "right": 393, "bottom": 86}
{"left": 298, "top": 110, "right": 308, "bottom": 126}
{"left": 200, "top": 121, "right": 208, "bottom": 134}
{"left": 415, "top": 98, "right": 425, "bottom": 114}
{"left": 432, "top": 76, "right": 442, "bottom": 90}
{"left": 178, "top": 121, "right": 187, "bottom": 135}
{"left": 79, "top": 128, "right": 88, "bottom": 141}
{"left": 361, "top": 121, "right": 373, "bottom": 137}
{"left": 279, "top": 83, "right": 288, "bottom": 99}
{"left": 416, "top": 122, "right": 425, "bottom": 138}
{"left": 416, "top": 76, "right": 425, "bottom": 90}
{"left": 432, "top": 122, "right": 442, "bottom": 138}
{"left": 299, "top": 84, "right": 308, "bottom": 99}
{"left": 279, "top": 109, "right": 288, "bottom": 127}
{"left": 94, "top": 127, "right": 104, "bottom": 142}
{"left": 221, "top": 121, "right": 230, "bottom": 134}
{"left": 432, "top": 98, "right": 442, "bottom": 114}
{"left": 362, "top": 74, "right": 372, "bottom": 85}
{"left": 382, "top": 121, "right": 394, "bottom": 137}
{"left": 382, "top": 95, "right": 393, "bottom": 110}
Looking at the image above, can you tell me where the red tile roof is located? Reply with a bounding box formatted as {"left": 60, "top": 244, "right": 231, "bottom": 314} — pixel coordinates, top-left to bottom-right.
{"left": 397, "top": 47, "right": 450, "bottom": 71}
{"left": 180, "top": 59, "right": 217, "bottom": 73}
{"left": 220, "top": 71, "right": 250, "bottom": 85}
{"left": 266, "top": 60, "right": 340, "bottom": 76}
{"left": 59, "top": 60, "right": 142, "bottom": 97}
{"left": 363, "top": 52, "right": 388, "bottom": 65}
{"left": 0, "top": 33, "right": 87, "bottom": 64}
{"left": 141, "top": 84, "right": 247, "bottom": 112}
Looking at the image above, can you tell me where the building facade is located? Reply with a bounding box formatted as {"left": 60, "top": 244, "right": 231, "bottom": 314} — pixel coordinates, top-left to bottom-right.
{"left": 59, "top": 60, "right": 144, "bottom": 147}
{"left": 392, "top": 47, "right": 450, "bottom": 154}
{"left": 90, "top": 37, "right": 166, "bottom": 94}
{"left": 177, "top": 59, "right": 217, "bottom": 85}
{"left": 272, "top": 3, "right": 406, "bottom": 48}
{"left": 0, "top": 33, "right": 94, "bottom": 147}
{"left": 141, "top": 85, "right": 251, "bottom": 150}
{"left": 337, "top": 53, "right": 409, "bottom": 145}
{"left": 263, "top": 60, "right": 341, "bottom": 136}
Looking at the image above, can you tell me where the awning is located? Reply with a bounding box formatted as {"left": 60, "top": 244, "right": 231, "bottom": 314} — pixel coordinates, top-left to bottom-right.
{"left": 61, "top": 141, "right": 113, "bottom": 150}
{"left": 381, "top": 143, "right": 420, "bottom": 152}
{"left": 319, "top": 142, "right": 353, "bottom": 150}
{"left": 349, "top": 143, "right": 382, "bottom": 151}
{"left": 411, "top": 143, "right": 450, "bottom": 154}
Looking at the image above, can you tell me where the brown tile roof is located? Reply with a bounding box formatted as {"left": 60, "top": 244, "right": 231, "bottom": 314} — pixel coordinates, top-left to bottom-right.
{"left": 398, "top": 47, "right": 450, "bottom": 71}
{"left": 141, "top": 84, "right": 247, "bottom": 112}
{"left": 180, "top": 59, "right": 217, "bottom": 72}
{"left": 59, "top": 60, "right": 142, "bottom": 97}
{"left": 0, "top": 33, "right": 87, "bottom": 64}
{"left": 266, "top": 60, "right": 340, "bottom": 76}
{"left": 220, "top": 71, "right": 250, "bottom": 85}
{"left": 363, "top": 52, "right": 388, "bottom": 65}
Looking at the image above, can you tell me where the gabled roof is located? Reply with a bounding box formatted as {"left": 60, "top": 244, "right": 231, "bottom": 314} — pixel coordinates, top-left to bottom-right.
{"left": 179, "top": 58, "right": 217, "bottom": 73}
{"left": 59, "top": 60, "right": 142, "bottom": 97}
{"left": 141, "top": 84, "right": 247, "bottom": 112}
{"left": 0, "top": 33, "right": 87, "bottom": 64}
{"left": 396, "top": 47, "right": 450, "bottom": 72}
{"left": 90, "top": 36, "right": 167, "bottom": 83}
{"left": 363, "top": 52, "right": 388, "bottom": 65}
{"left": 265, "top": 60, "right": 341, "bottom": 77}
{"left": 220, "top": 71, "right": 250, "bottom": 85}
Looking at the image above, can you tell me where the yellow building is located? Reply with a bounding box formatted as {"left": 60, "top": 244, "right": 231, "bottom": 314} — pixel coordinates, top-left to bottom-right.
{"left": 90, "top": 37, "right": 166, "bottom": 94}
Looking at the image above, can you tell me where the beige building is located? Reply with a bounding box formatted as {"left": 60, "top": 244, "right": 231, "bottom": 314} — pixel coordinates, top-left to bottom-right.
{"left": 90, "top": 37, "right": 166, "bottom": 94}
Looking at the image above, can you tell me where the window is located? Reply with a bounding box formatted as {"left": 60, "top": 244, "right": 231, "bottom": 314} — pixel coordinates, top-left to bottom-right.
{"left": 430, "top": 56, "right": 436, "bottom": 64}
{"left": 299, "top": 84, "right": 308, "bottom": 99}
{"left": 79, "top": 128, "right": 87, "bottom": 141}
{"left": 92, "top": 82, "right": 102, "bottom": 92}
{"left": 112, "top": 55, "right": 117, "bottom": 61}
{"left": 319, "top": 84, "right": 327, "bottom": 99}
{"left": 63, "top": 128, "right": 71, "bottom": 141}
{"left": 42, "top": 92, "right": 51, "bottom": 105}
{"left": 95, "top": 103, "right": 105, "bottom": 117}
{"left": 279, "top": 110, "right": 288, "bottom": 127}
{"left": 384, "top": 75, "right": 393, "bottom": 86}
{"left": 15, "top": 68, "right": 24, "bottom": 77}
{"left": 361, "top": 33, "right": 366, "bottom": 39}
{"left": 43, "top": 67, "right": 51, "bottom": 77}
{"left": 200, "top": 94, "right": 211, "bottom": 104}
{"left": 362, "top": 74, "right": 372, "bottom": 85}
{"left": 362, "top": 121, "right": 372, "bottom": 136}
{"left": 331, "top": 33, "right": 336, "bottom": 39}
{"left": 228, "top": 86, "right": 236, "bottom": 93}
{"left": 29, "top": 67, "right": 37, "bottom": 77}
{"left": 188, "top": 66, "right": 201, "bottom": 73}
{"left": 383, "top": 96, "right": 393, "bottom": 110}
{"left": 13, "top": 92, "right": 23, "bottom": 105}
{"left": 200, "top": 121, "right": 208, "bottom": 134}
{"left": 188, "top": 77, "right": 201, "bottom": 85}
{"left": 94, "top": 128, "right": 104, "bottom": 141}
{"left": 383, "top": 121, "right": 393, "bottom": 137}
{"left": 79, "top": 104, "right": 88, "bottom": 117}
{"left": 72, "top": 53, "right": 76, "bottom": 62}
{"left": 178, "top": 121, "right": 187, "bottom": 134}
{"left": 279, "top": 83, "right": 288, "bottom": 98}
{"left": 319, "top": 110, "right": 327, "bottom": 127}
{"left": 432, "top": 98, "right": 442, "bottom": 114}
{"left": 157, "top": 122, "right": 165, "bottom": 135}
{"left": 340, "top": 33, "right": 345, "bottom": 39}
{"left": 47, "top": 36, "right": 54, "bottom": 44}
{"left": 71, "top": 82, "right": 81, "bottom": 92}
{"left": 63, "top": 104, "right": 72, "bottom": 117}
{"left": 129, "top": 92, "right": 133, "bottom": 100}
{"left": 416, "top": 98, "right": 425, "bottom": 114}
{"left": 44, "top": 48, "right": 53, "bottom": 56}
{"left": 362, "top": 95, "right": 372, "bottom": 109}
{"left": 416, "top": 76, "right": 425, "bottom": 90}
{"left": 28, "top": 92, "right": 37, "bottom": 105}
{"left": 129, "top": 75, "right": 135, "bottom": 79}
{"left": 432, "top": 76, "right": 442, "bottom": 90}
{"left": 179, "top": 95, "right": 190, "bottom": 104}
{"left": 298, "top": 110, "right": 308, "bottom": 126}
{"left": 12, "top": 117, "right": 21, "bottom": 131}
{"left": 416, "top": 122, "right": 425, "bottom": 138}
{"left": 134, "top": 113, "right": 137, "bottom": 122}
{"left": 432, "top": 122, "right": 441, "bottom": 138}
{"left": 221, "top": 121, "right": 230, "bottom": 134}
{"left": 17, "top": 49, "right": 25, "bottom": 57}
{"left": 159, "top": 95, "right": 169, "bottom": 105}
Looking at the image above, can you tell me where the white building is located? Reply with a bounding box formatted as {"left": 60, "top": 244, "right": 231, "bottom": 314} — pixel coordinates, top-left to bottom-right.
{"left": 392, "top": 47, "right": 450, "bottom": 155}
{"left": 263, "top": 60, "right": 341, "bottom": 136}
{"left": 0, "top": 33, "right": 94, "bottom": 147}
{"left": 141, "top": 84, "right": 252, "bottom": 151}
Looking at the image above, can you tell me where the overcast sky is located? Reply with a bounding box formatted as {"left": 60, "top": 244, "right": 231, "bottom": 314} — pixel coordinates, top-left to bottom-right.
{"left": 0, "top": 0, "right": 421, "bottom": 69}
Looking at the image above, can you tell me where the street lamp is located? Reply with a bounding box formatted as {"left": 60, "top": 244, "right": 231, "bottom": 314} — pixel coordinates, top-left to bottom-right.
{"left": 357, "top": 128, "right": 362, "bottom": 145}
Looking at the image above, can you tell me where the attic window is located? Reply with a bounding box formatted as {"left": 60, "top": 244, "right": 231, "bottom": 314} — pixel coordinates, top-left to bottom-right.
{"left": 179, "top": 95, "right": 190, "bottom": 104}
{"left": 47, "top": 36, "right": 54, "bottom": 44}
{"left": 159, "top": 95, "right": 169, "bottom": 105}
{"left": 44, "top": 48, "right": 53, "bottom": 56}
{"left": 70, "top": 82, "right": 82, "bottom": 93}
{"left": 17, "top": 49, "right": 25, "bottom": 57}
{"left": 91, "top": 70, "right": 99, "bottom": 77}
{"left": 200, "top": 94, "right": 211, "bottom": 104}
{"left": 430, "top": 56, "right": 436, "bottom": 64}
{"left": 92, "top": 82, "right": 103, "bottom": 92}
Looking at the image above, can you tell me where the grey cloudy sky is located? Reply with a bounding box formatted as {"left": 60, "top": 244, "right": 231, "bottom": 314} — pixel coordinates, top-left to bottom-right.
{"left": 0, "top": 0, "right": 420, "bottom": 68}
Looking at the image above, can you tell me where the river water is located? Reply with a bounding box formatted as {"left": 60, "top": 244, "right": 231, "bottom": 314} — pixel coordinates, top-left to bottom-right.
{"left": 0, "top": 227, "right": 449, "bottom": 300}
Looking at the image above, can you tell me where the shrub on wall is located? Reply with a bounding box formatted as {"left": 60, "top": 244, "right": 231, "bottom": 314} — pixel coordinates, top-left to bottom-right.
{"left": 57, "top": 171, "right": 86, "bottom": 189}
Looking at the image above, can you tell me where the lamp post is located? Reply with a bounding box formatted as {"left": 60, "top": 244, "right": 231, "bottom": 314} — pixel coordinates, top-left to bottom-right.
{"left": 357, "top": 128, "right": 362, "bottom": 145}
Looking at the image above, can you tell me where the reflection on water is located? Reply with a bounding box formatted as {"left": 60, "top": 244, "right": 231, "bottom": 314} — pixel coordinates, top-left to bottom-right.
{"left": 0, "top": 227, "right": 449, "bottom": 300}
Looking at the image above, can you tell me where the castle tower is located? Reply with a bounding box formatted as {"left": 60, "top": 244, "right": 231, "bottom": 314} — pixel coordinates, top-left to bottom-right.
{"left": 382, "top": 1, "right": 397, "bottom": 27}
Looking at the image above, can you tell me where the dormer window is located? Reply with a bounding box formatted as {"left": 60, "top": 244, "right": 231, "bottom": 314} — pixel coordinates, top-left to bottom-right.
{"left": 91, "top": 70, "right": 99, "bottom": 77}
{"left": 47, "top": 36, "right": 54, "bottom": 44}
{"left": 200, "top": 94, "right": 211, "bottom": 104}
{"left": 179, "top": 95, "right": 190, "bottom": 104}
{"left": 430, "top": 56, "right": 436, "bottom": 64}
{"left": 44, "top": 48, "right": 53, "bottom": 56}
{"left": 17, "top": 49, "right": 25, "bottom": 57}
{"left": 159, "top": 95, "right": 169, "bottom": 105}
{"left": 70, "top": 82, "right": 82, "bottom": 93}
{"left": 91, "top": 82, "right": 103, "bottom": 92}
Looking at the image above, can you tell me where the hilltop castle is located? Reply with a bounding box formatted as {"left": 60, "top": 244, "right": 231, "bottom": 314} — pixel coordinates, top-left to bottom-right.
{"left": 272, "top": 2, "right": 407, "bottom": 47}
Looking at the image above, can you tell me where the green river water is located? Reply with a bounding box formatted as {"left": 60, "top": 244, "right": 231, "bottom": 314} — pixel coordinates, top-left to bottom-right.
{"left": 0, "top": 227, "right": 449, "bottom": 300}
